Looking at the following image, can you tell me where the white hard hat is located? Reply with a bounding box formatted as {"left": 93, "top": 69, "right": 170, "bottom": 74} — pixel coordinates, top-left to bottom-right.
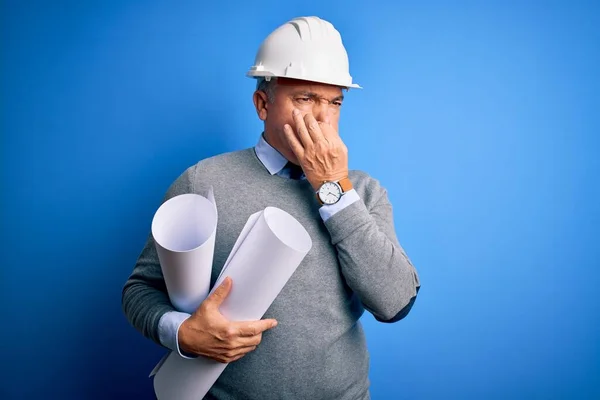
{"left": 247, "top": 16, "right": 361, "bottom": 89}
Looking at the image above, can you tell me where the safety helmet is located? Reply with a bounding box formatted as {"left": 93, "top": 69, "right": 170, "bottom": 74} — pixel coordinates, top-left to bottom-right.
{"left": 246, "top": 16, "right": 361, "bottom": 89}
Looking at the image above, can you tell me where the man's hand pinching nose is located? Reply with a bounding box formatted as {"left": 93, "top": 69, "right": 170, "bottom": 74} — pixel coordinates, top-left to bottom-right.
{"left": 283, "top": 109, "right": 349, "bottom": 191}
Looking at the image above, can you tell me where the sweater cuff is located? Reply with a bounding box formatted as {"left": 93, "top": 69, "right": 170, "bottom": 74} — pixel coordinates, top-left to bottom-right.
{"left": 323, "top": 199, "right": 373, "bottom": 245}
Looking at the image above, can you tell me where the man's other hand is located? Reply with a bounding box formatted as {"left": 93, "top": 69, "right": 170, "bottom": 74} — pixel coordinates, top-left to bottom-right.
{"left": 178, "top": 277, "right": 278, "bottom": 363}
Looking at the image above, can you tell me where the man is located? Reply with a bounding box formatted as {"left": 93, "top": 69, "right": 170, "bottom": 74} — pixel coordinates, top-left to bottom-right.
{"left": 122, "top": 16, "right": 420, "bottom": 400}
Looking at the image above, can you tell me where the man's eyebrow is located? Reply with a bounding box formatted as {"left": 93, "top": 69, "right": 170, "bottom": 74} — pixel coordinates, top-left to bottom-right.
{"left": 291, "top": 91, "right": 345, "bottom": 102}
{"left": 291, "top": 90, "right": 318, "bottom": 97}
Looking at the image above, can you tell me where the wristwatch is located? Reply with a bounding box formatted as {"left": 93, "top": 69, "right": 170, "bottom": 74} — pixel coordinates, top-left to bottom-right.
{"left": 316, "top": 178, "right": 353, "bottom": 205}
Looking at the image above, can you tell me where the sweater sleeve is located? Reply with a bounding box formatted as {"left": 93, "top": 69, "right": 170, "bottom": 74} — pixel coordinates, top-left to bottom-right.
{"left": 121, "top": 165, "right": 197, "bottom": 345}
{"left": 323, "top": 181, "right": 420, "bottom": 322}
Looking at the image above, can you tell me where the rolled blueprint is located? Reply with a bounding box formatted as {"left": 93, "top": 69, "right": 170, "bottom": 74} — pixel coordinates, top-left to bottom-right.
{"left": 152, "top": 206, "right": 313, "bottom": 400}
{"left": 151, "top": 190, "right": 218, "bottom": 314}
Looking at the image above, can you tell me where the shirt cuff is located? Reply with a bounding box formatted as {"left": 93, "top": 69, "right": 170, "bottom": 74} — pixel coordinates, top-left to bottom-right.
{"left": 319, "top": 189, "right": 360, "bottom": 222}
{"left": 157, "top": 311, "right": 196, "bottom": 359}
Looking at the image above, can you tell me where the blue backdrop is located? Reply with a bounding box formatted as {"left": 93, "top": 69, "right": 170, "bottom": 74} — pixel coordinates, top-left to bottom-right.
{"left": 2, "top": 1, "right": 599, "bottom": 399}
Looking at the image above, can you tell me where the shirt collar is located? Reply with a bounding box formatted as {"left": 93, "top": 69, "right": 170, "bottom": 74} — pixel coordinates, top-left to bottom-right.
{"left": 255, "top": 133, "right": 289, "bottom": 175}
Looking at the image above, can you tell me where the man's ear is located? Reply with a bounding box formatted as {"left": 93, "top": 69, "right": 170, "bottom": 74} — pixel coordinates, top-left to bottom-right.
{"left": 253, "top": 90, "right": 269, "bottom": 121}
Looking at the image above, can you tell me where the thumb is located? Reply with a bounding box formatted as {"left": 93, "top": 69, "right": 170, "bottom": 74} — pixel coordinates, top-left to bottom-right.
{"left": 205, "top": 277, "right": 232, "bottom": 309}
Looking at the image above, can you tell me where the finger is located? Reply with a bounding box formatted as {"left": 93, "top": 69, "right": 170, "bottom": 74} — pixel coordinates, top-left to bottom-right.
{"left": 318, "top": 120, "right": 335, "bottom": 136}
{"left": 217, "top": 345, "right": 258, "bottom": 363}
{"left": 318, "top": 120, "right": 341, "bottom": 143}
{"left": 215, "top": 331, "right": 262, "bottom": 350}
{"left": 214, "top": 334, "right": 261, "bottom": 351}
{"left": 291, "top": 109, "right": 313, "bottom": 148}
{"left": 232, "top": 333, "right": 263, "bottom": 348}
{"left": 235, "top": 319, "right": 278, "bottom": 337}
{"left": 283, "top": 124, "right": 304, "bottom": 159}
{"left": 229, "top": 354, "right": 245, "bottom": 363}
{"left": 228, "top": 348, "right": 257, "bottom": 363}
{"left": 236, "top": 345, "right": 258, "bottom": 356}
{"left": 228, "top": 333, "right": 262, "bottom": 350}
{"left": 304, "top": 113, "right": 324, "bottom": 142}
{"left": 204, "top": 277, "right": 232, "bottom": 309}
{"left": 227, "top": 345, "right": 258, "bottom": 357}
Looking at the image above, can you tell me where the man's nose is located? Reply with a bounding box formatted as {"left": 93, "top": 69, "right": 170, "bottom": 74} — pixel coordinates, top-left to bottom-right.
{"left": 312, "top": 101, "right": 331, "bottom": 124}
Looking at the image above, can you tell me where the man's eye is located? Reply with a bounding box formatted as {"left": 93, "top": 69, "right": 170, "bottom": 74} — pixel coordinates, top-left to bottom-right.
{"left": 333, "top": 101, "right": 343, "bottom": 107}
{"left": 297, "top": 97, "right": 312, "bottom": 103}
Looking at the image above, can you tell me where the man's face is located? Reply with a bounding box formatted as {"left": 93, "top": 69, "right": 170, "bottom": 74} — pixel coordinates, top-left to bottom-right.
{"left": 255, "top": 78, "right": 345, "bottom": 165}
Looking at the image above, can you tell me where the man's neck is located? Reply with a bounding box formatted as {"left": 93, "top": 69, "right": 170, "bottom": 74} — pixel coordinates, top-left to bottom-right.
{"left": 263, "top": 129, "right": 300, "bottom": 166}
{"left": 263, "top": 130, "right": 278, "bottom": 151}
{"left": 263, "top": 130, "right": 286, "bottom": 159}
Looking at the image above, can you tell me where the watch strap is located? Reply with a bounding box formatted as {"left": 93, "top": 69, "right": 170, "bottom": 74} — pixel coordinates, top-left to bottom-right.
{"left": 338, "top": 177, "right": 353, "bottom": 193}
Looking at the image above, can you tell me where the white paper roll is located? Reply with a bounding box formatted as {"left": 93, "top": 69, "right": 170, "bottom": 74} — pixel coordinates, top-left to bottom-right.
{"left": 214, "top": 206, "right": 313, "bottom": 320}
{"left": 152, "top": 206, "right": 312, "bottom": 400}
{"left": 151, "top": 192, "right": 218, "bottom": 314}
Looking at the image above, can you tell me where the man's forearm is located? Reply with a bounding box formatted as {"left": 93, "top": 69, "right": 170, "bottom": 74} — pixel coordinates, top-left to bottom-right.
{"left": 324, "top": 192, "right": 420, "bottom": 322}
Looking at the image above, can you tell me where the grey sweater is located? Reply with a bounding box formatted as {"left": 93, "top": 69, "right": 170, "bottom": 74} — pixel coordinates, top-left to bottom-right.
{"left": 122, "top": 148, "right": 420, "bottom": 400}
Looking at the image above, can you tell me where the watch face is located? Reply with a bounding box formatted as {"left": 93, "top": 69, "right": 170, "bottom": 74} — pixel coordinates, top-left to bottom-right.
{"left": 318, "top": 182, "right": 342, "bottom": 205}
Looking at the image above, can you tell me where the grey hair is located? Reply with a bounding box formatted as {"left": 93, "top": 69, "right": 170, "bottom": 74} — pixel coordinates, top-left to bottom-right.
{"left": 256, "top": 77, "right": 277, "bottom": 103}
